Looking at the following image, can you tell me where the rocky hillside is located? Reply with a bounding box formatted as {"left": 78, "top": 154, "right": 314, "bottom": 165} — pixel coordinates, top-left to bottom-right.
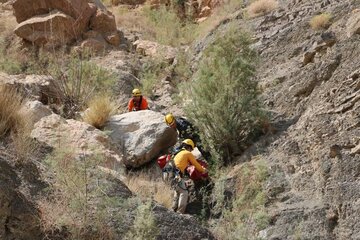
{"left": 196, "top": 0, "right": 360, "bottom": 239}
{"left": 0, "top": 0, "right": 359, "bottom": 239}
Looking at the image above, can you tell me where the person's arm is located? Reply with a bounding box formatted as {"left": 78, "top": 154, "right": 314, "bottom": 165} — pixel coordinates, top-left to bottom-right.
{"left": 188, "top": 152, "right": 206, "bottom": 173}
{"left": 128, "top": 99, "right": 134, "bottom": 112}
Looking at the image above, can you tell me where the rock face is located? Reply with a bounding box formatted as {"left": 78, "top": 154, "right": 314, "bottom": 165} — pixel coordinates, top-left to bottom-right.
{"left": 0, "top": 152, "right": 46, "bottom": 240}
{"left": 196, "top": 0, "right": 360, "bottom": 239}
{"left": 12, "top": 0, "right": 121, "bottom": 48}
{"left": 105, "top": 110, "right": 177, "bottom": 168}
{"left": 153, "top": 205, "right": 216, "bottom": 240}
{"left": 20, "top": 100, "right": 53, "bottom": 125}
{"left": 133, "top": 40, "right": 177, "bottom": 63}
{"left": 0, "top": 73, "right": 58, "bottom": 104}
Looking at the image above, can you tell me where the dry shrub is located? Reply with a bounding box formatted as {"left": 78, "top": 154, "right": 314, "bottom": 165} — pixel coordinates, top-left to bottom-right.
{"left": 38, "top": 198, "right": 71, "bottom": 238}
{"left": 309, "top": 13, "right": 331, "bottom": 30}
{"left": 0, "top": 85, "right": 25, "bottom": 137}
{"left": 247, "top": 0, "right": 278, "bottom": 18}
{"left": 126, "top": 169, "right": 173, "bottom": 208}
{"left": 11, "top": 111, "right": 38, "bottom": 162}
{"left": 83, "top": 95, "right": 117, "bottom": 129}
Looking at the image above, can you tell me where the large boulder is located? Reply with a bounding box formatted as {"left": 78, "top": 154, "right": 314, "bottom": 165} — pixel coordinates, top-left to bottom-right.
{"left": 31, "top": 114, "right": 124, "bottom": 170}
{"left": 90, "top": 9, "right": 117, "bottom": 35}
{"left": 12, "top": 0, "right": 92, "bottom": 23}
{"left": 14, "top": 11, "right": 79, "bottom": 46}
{"left": 12, "top": 0, "right": 95, "bottom": 46}
{"left": 105, "top": 110, "right": 177, "bottom": 168}
{"left": 12, "top": 0, "right": 121, "bottom": 48}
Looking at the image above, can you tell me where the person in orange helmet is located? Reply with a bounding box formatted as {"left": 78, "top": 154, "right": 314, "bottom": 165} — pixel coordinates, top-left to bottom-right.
{"left": 128, "top": 88, "right": 149, "bottom": 112}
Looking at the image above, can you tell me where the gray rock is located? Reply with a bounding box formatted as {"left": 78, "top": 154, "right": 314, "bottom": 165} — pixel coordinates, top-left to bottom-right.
{"left": 105, "top": 110, "right": 177, "bottom": 168}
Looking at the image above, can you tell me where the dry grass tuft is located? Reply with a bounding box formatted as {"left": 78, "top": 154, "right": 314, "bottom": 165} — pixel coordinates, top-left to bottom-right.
{"left": 83, "top": 95, "right": 117, "bottom": 129}
{"left": 0, "top": 85, "right": 25, "bottom": 137}
{"left": 309, "top": 13, "right": 331, "bottom": 30}
{"left": 126, "top": 169, "right": 173, "bottom": 208}
{"left": 247, "top": 0, "right": 278, "bottom": 18}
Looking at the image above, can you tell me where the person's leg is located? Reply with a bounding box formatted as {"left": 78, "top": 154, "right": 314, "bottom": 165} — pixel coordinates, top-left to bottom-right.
{"left": 177, "top": 186, "right": 189, "bottom": 214}
{"left": 172, "top": 190, "right": 179, "bottom": 212}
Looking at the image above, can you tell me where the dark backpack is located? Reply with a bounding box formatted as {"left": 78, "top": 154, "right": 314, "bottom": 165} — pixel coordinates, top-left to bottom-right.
{"left": 161, "top": 149, "right": 184, "bottom": 183}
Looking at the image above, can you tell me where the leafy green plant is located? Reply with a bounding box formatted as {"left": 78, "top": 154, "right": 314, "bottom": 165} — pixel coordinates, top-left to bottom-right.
{"left": 183, "top": 25, "right": 267, "bottom": 166}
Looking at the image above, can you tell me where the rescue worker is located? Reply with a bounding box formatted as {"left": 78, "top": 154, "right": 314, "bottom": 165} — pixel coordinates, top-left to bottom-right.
{"left": 128, "top": 88, "right": 149, "bottom": 112}
{"left": 172, "top": 139, "right": 207, "bottom": 213}
{"left": 164, "top": 113, "right": 210, "bottom": 160}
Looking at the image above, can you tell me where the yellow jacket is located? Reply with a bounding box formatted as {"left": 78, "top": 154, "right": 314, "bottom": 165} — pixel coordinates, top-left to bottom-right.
{"left": 173, "top": 149, "right": 206, "bottom": 174}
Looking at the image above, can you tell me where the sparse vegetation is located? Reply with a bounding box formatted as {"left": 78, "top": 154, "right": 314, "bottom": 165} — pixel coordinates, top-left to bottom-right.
{"left": 42, "top": 52, "right": 117, "bottom": 119}
{"left": 126, "top": 168, "right": 173, "bottom": 208}
{"left": 0, "top": 14, "right": 23, "bottom": 74}
{"left": 193, "top": 0, "right": 245, "bottom": 39}
{"left": 41, "top": 148, "right": 128, "bottom": 239}
{"left": 83, "top": 95, "right": 117, "bottom": 129}
{"left": 143, "top": 5, "right": 195, "bottom": 46}
{"left": 113, "top": 5, "right": 195, "bottom": 47}
{"left": 184, "top": 25, "right": 267, "bottom": 166}
{"left": 140, "top": 56, "right": 169, "bottom": 97}
{"left": 247, "top": 0, "right": 278, "bottom": 18}
{"left": 124, "top": 200, "right": 159, "bottom": 240}
{"left": 0, "top": 85, "right": 25, "bottom": 137}
{"left": 212, "top": 158, "right": 270, "bottom": 239}
{"left": 309, "top": 13, "right": 331, "bottom": 30}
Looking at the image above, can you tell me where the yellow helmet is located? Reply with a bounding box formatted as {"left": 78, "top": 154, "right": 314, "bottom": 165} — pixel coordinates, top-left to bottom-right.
{"left": 132, "top": 88, "right": 141, "bottom": 97}
{"left": 182, "top": 139, "right": 195, "bottom": 150}
{"left": 164, "top": 113, "right": 175, "bottom": 126}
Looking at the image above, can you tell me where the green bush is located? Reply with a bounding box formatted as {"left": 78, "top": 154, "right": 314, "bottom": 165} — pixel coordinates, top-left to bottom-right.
{"left": 183, "top": 26, "right": 267, "bottom": 166}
